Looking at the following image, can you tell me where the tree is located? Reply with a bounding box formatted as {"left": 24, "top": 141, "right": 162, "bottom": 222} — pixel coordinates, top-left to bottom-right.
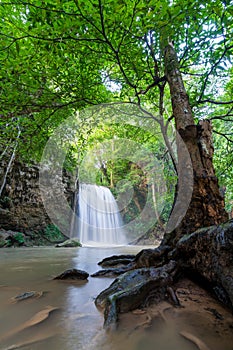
{"left": 0, "top": 0, "right": 233, "bottom": 325}
{"left": 1, "top": 0, "right": 231, "bottom": 234}
{"left": 163, "top": 43, "right": 228, "bottom": 244}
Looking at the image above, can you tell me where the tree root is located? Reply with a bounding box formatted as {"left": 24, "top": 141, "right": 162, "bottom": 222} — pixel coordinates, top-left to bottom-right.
{"left": 180, "top": 330, "right": 211, "bottom": 350}
{"left": 94, "top": 220, "right": 233, "bottom": 332}
{"left": 91, "top": 265, "right": 134, "bottom": 278}
{"left": 98, "top": 255, "right": 136, "bottom": 268}
{"left": 167, "top": 286, "right": 181, "bottom": 306}
{"left": 128, "top": 313, "right": 152, "bottom": 334}
{"left": 95, "top": 261, "right": 177, "bottom": 329}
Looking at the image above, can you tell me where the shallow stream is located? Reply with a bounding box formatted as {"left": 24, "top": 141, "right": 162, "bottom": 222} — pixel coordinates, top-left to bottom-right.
{"left": 0, "top": 247, "right": 232, "bottom": 350}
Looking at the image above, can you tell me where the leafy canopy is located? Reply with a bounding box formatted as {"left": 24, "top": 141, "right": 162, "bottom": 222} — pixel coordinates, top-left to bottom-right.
{"left": 0, "top": 0, "right": 233, "bottom": 207}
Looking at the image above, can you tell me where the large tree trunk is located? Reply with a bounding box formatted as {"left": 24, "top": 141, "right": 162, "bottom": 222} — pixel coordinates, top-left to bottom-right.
{"left": 93, "top": 44, "right": 231, "bottom": 331}
{"left": 163, "top": 44, "right": 228, "bottom": 246}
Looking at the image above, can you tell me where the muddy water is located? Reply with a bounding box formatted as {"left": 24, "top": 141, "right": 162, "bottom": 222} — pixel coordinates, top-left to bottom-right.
{"left": 0, "top": 247, "right": 232, "bottom": 350}
{"left": 0, "top": 246, "right": 140, "bottom": 350}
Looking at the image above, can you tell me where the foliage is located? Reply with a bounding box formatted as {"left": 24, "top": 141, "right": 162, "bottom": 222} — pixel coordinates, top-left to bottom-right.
{"left": 43, "top": 224, "right": 65, "bottom": 241}
{"left": 213, "top": 118, "right": 233, "bottom": 212}
{"left": 76, "top": 120, "right": 176, "bottom": 225}
{"left": 0, "top": 0, "right": 232, "bottom": 214}
{"left": 5, "top": 232, "right": 25, "bottom": 247}
{"left": 13, "top": 232, "right": 25, "bottom": 245}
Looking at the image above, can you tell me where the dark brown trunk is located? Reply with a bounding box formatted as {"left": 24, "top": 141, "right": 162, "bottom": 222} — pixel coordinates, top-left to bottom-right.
{"left": 163, "top": 44, "right": 228, "bottom": 246}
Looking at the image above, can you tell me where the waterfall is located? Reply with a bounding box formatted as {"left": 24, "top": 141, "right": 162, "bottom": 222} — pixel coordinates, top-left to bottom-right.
{"left": 74, "top": 183, "right": 126, "bottom": 246}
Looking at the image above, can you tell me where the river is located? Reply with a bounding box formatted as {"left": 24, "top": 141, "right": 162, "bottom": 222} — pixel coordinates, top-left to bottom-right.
{"left": 0, "top": 246, "right": 143, "bottom": 350}
{"left": 0, "top": 246, "right": 232, "bottom": 350}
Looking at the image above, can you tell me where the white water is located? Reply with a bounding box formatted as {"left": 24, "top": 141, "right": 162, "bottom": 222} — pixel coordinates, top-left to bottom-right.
{"left": 74, "top": 184, "right": 126, "bottom": 246}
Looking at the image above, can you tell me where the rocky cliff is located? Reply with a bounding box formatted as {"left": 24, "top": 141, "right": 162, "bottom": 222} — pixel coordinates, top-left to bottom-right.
{"left": 0, "top": 158, "right": 75, "bottom": 242}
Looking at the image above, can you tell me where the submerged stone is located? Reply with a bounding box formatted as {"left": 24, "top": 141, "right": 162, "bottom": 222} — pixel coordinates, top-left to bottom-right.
{"left": 11, "top": 291, "right": 43, "bottom": 303}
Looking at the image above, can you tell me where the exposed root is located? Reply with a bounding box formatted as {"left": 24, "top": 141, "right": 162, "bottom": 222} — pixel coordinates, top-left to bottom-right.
{"left": 158, "top": 306, "right": 172, "bottom": 325}
{"left": 167, "top": 286, "right": 181, "bottom": 306}
{"left": 127, "top": 313, "right": 152, "bottom": 335}
{"left": 95, "top": 261, "right": 177, "bottom": 329}
{"left": 98, "top": 255, "right": 136, "bottom": 268}
{"left": 180, "top": 330, "right": 211, "bottom": 350}
{"left": 132, "top": 309, "right": 146, "bottom": 315}
{"left": 91, "top": 265, "right": 133, "bottom": 278}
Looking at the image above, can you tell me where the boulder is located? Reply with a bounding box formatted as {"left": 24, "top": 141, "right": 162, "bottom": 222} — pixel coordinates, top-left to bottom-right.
{"left": 98, "top": 254, "right": 136, "bottom": 268}
{"left": 54, "top": 268, "right": 89, "bottom": 280}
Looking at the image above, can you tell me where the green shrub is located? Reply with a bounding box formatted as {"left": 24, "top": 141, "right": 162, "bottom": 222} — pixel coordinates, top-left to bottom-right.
{"left": 44, "top": 224, "right": 64, "bottom": 241}
{"left": 14, "top": 232, "right": 25, "bottom": 245}
{"left": 4, "top": 232, "right": 25, "bottom": 247}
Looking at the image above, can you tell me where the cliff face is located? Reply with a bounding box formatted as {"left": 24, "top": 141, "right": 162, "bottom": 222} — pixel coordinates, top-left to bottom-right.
{"left": 0, "top": 159, "right": 74, "bottom": 234}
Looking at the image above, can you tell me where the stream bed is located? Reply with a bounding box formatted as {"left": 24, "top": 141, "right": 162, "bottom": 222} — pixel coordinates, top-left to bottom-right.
{"left": 0, "top": 246, "right": 232, "bottom": 350}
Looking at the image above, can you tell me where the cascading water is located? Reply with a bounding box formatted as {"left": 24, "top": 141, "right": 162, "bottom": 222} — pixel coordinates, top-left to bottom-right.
{"left": 74, "top": 183, "right": 126, "bottom": 246}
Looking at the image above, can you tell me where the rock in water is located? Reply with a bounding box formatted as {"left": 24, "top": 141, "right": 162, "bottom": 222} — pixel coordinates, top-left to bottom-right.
{"left": 53, "top": 269, "right": 89, "bottom": 280}
{"left": 10, "top": 291, "right": 43, "bottom": 303}
{"left": 55, "top": 239, "right": 82, "bottom": 248}
{"left": 98, "top": 254, "right": 136, "bottom": 267}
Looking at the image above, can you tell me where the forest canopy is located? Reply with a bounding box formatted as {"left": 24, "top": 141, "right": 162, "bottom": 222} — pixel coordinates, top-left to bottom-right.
{"left": 0, "top": 0, "right": 233, "bottom": 210}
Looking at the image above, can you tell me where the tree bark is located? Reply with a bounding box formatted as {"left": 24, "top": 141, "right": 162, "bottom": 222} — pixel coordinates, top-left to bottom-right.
{"left": 175, "top": 220, "right": 233, "bottom": 309}
{"left": 93, "top": 44, "right": 231, "bottom": 331}
{"left": 163, "top": 44, "right": 228, "bottom": 246}
{"left": 94, "top": 220, "right": 233, "bottom": 329}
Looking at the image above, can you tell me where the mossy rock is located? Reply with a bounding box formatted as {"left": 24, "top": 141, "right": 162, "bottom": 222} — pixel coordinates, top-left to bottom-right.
{"left": 55, "top": 239, "right": 82, "bottom": 248}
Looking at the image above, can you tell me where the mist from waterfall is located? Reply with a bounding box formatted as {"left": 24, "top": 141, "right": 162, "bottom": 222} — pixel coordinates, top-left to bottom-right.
{"left": 74, "top": 183, "right": 127, "bottom": 246}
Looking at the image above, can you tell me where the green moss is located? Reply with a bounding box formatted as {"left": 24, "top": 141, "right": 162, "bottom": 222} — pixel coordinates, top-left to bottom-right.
{"left": 13, "top": 232, "right": 25, "bottom": 245}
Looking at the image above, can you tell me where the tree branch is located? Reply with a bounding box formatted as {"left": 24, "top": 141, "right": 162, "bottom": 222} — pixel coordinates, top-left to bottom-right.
{"left": 199, "top": 99, "right": 233, "bottom": 105}
{"left": 135, "top": 76, "right": 166, "bottom": 96}
{"left": 198, "top": 44, "right": 233, "bottom": 103}
{"left": 213, "top": 130, "right": 233, "bottom": 143}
